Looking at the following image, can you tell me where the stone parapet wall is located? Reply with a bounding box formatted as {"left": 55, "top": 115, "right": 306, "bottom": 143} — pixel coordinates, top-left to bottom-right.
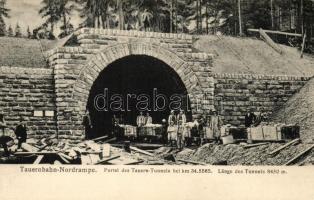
{"left": 0, "top": 66, "right": 56, "bottom": 138}
{"left": 73, "top": 28, "right": 194, "bottom": 53}
{"left": 213, "top": 73, "right": 312, "bottom": 125}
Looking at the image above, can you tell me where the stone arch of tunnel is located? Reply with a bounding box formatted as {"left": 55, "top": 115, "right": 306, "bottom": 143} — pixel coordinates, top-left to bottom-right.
{"left": 70, "top": 42, "right": 206, "bottom": 139}
{"left": 86, "top": 55, "right": 193, "bottom": 138}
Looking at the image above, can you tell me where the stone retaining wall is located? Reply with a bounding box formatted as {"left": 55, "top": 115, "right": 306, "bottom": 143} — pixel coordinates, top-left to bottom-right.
{"left": 0, "top": 66, "right": 56, "bottom": 138}
{"left": 214, "top": 73, "right": 311, "bottom": 125}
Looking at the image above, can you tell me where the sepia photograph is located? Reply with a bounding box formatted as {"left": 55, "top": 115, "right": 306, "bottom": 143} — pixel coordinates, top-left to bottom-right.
{"left": 0, "top": 0, "right": 314, "bottom": 169}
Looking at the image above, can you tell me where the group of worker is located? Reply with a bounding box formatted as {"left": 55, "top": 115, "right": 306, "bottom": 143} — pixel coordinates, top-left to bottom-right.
{"left": 0, "top": 114, "right": 28, "bottom": 157}
{"left": 136, "top": 112, "right": 153, "bottom": 127}
{"left": 167, "top": 110, "right": 187, "bottom": 149}
{"left": 166, "top": 109, "right": 224, "bottom": 149}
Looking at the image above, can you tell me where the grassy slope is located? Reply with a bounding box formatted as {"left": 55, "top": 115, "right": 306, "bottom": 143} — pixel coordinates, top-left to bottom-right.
{"left": 0, "top": 37, "right": 56, "bottom": 68}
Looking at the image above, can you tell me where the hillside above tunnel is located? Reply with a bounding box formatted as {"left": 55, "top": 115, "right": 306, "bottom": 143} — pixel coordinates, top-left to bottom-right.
{"left": 193, "top": 35, "right": 314, "bottom": 76}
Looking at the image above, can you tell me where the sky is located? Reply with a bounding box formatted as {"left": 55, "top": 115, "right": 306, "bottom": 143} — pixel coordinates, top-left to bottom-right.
{"left": 4, "top": 0, "right": 81, "bottom": 35}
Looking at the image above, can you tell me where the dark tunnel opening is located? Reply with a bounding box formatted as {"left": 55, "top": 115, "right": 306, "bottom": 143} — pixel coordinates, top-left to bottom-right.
{"left": 87, "top": 55, "right": 192, "bottom": 139}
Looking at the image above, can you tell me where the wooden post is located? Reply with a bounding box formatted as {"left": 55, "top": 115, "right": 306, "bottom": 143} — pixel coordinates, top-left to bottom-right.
{"left": 301, "top": 0, "right": 304, "bottom": 35}
{"left": 170, "top": 0, "right": 173, "bottom": 33}
{"left": 258, "top": 28, "right": 283, "bottom": 54}
{"left": 238, "top": 0, "right": 243, "bottom": 36}
{"left": 270, "top": 0, "right": 274, "bottom": 29}
{"left": 301, "top": 32, "right": 306, "bottom": 58}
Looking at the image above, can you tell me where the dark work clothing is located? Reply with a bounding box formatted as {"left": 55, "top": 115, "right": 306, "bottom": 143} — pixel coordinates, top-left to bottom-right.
{"left": 82, "top": 115, "right": 91, "bottom": 127}
{"left": 113, "top": 125, "right": 123, "bottom": 140}
{"left": 0, "top": 136, "right": 13, "bottom": 156}
{"left": 82, "top": 115, "right": 92, "bottom": 140}
{"left": 15, "top": 124, "right": 27, "bottom": 148}
{"left": 161, "top": 122, "right": 168, "bottom": 144}
{"left": 245, "top": 113, "right": 256, "bottom": 127}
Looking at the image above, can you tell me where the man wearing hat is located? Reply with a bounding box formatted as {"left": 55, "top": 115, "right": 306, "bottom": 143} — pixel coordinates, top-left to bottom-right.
{"left": 145, "top": 112, "right": 153, "bottom": 125}
{"left": 210, "top": 109, "right": 223, "bottom": 143}
{"left": 176, "top": 110, "right": 186, "bottom": 149}
{"left": 136, "top": 112, "right": 145, "bottom": 127}
{"left": 168, "top": 110, "right": 177, "bottom": 125}
{"left": 245, "top": 108, "right": 256, "bottom": 128}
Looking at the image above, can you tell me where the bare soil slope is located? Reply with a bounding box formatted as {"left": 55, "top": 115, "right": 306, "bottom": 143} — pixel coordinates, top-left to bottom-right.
{"left": 271, "top": 78, "right": 314, "bottom": 142}
{"left": 193, "top": 35, "right": 314, "bottom": 76}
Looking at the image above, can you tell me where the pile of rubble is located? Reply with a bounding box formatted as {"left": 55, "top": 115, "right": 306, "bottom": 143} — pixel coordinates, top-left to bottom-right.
{"left": 0, "top": 135, "right": 180, "bottom": 165}
{"left": 172, "top": 141, "right": 314, "bottom": 166}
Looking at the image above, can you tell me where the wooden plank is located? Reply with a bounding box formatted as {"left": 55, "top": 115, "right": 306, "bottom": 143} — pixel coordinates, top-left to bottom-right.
{"left": 248, "top": 29, "right": 302, "bottom": 37}
{"left": 301, "top": 33, "right": 307, "bottom": 58}
{"left": 33, "top": 155, "right": 44, "bottom": 164}
{"left": 243, "top": 142, "right": 269, "bottom": 149}
{"left": 102, "top": 144, "right": 111, "bottom": 158}
{"left": 130, "top": 146, "right": 154, "bottom": 157}
{"left": 95, "top": 156, "right": 120, "bottom": 165}
{"left": 81, "top": 155, "right": 92, "bottom": 165}
{"left": 89, "top": 154, "right": 100, "bottom": 164}
{"left": 58, "top": 153, "right": 73, "bottom": 161}
{"left": 37, "top": 144, "right": 50, "bottom": 152}
{"left": 125, "top": 160, "right": 144, "bottom": 165}
{"left": 269, "top": 139, "right": 300, "bottom": 155}
{"left": 58, "top": 153, "right": 71, "bottom": 164}
{"left": 111, "top": 143, "right": 163, "bottom": 149}
{"left": 54, "top": 160, "right": 62, "bottom": 165}
{"left": 132, "top": 143, "right": 163, "bottom": 149}
{"left": 15, "top": 151, "right": 58, "bottom": 156}
{"left": 284, "top": 144, "right": 314, "bottom": 166}
{"left": 21, "top": 143, "right": 39, "bottom": 152}
{"left": 102, "top": 137, "right": 117, "bottom": 143}
{"left": 177, "top": 159, "right": 207, "bottom": 166}
{"left": 92, "top": 135, "right": 109, "bottom": 142}
{"left": 259, "top": 28, "right": 283, "bottom": 54}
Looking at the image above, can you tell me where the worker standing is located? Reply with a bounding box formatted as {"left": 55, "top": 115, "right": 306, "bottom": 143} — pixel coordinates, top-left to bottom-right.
{"left": 0, "top": 114, "right": 7, "bottom": 136}
{"left": 176, "top": 110, "right": 186, "bottom": 150}
{"left": 245, "top": 108, "right": 256, "bottom": 127}
{"left": 136, "top": 112, "right": 145, "bottom": 127}
{"left": 161, "top": 119, "right": 168, "bottom": 144}
{"left": 145, "top": 113, "right": 153, "bottom": 125}
{"left": 168, "top": 110, "right": 177, "bottom": 125}
{"left": 15, "top": 118, "right": 27, "bottom": 149}
{"left": 210, "top": 109, "right": 223, "bottom": 144}
{"left": 82, "top": 110, "right": 92, "bottom": 140}
{"left": 167, "top": 121, "right": 177, "bottom": 147}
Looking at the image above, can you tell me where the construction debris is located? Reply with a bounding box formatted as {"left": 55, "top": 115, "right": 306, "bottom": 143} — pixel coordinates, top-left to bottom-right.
{"left": 243, "top": 142, "right": 270, "bottom": 149}
{"left": 269, "top": 139, "right": 300, "bottom": 155}
{"left": 284, "top": 144, "right": 314, "bottom": 166}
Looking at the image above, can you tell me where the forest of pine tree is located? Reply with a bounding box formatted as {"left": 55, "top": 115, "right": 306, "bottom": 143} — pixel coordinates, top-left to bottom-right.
{"left": 0, "top": 0, "right": 313, "bottom": 50}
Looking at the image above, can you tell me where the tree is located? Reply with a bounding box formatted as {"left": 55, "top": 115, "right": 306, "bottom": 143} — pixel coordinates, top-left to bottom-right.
{"left": 0, "top": 0, "right": 9, "bottom": 36}
{"left": 77, "top": 0, "right": 113, "bottom": 28}
{"left": 15, "top": 23, "right": 22, "bottom": 37}
{"left": 0, "top": 20, "right": 5, "bottom": 36}
{"left": 57, "top": 0, "right": 76, "bottom": 38}
{"left": 7, "top": 24, "right": 13, "bottom": 36}
{"left": 27, "top": 26, "right": 32, "bottom": 38}
{"left": 39, "top": 0, "right": 59, "bottom": 39}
